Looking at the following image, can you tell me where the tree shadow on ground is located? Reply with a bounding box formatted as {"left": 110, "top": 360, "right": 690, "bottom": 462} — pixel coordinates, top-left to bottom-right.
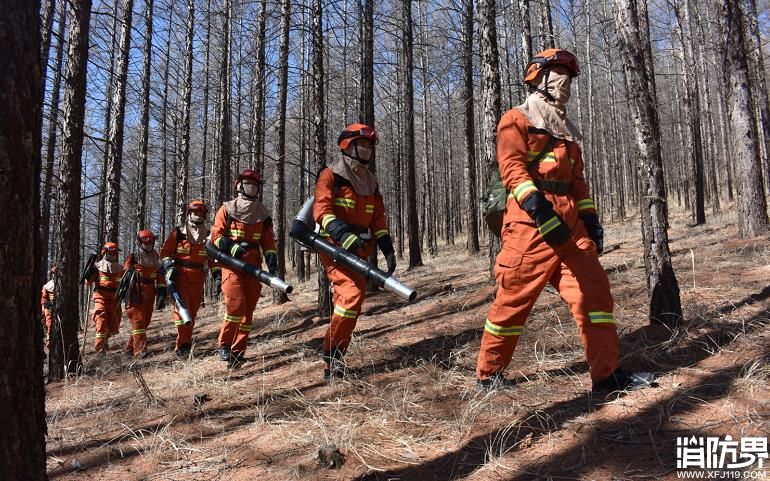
{"left": 351, "top": 286, "right": 770, "bottom": 480}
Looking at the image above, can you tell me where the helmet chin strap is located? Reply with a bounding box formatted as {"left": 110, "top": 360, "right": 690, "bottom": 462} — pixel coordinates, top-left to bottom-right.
{"left": 237, "top": 183, "right": 258, "bottom": 200}
{"left": 188, "top": 213, "right": 205, "bottom": 225}
{"left": 533, "top": 67, "right": 556, "bottom": 103}
{"left": 342, "top": 143, "right": 370, "bottom": 165}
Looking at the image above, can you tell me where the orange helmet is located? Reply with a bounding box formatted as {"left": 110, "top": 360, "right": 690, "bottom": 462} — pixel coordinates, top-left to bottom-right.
{"left": 524, "top": 48, "right": 580, "bottom": 84}
{"left": 185, "top": 200, "right": 208, "bottom": 215}
{"left": 337, "top": 123, "right": 378, "bottom": 150}
{"left": 137, "top": 229, "right": 156, "bottom": 243}
{"left": 234, "top": 168, "right": 262, "bottom": 186}
{"left": 100, "top": 242, "right": 120, "bottom": 255}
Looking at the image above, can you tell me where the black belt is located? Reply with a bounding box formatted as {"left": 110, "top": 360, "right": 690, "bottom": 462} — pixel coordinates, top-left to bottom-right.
{"left": 176, "top": 260, "right": 204, "bottom": 269}
{"left": 95, "top": 286, "right": 117, "bottom": 293}
{"left": 534, "top": 179, "right": 572, "bottom": 195}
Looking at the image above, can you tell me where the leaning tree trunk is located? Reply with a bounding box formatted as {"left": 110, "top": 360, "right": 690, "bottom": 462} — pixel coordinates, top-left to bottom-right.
{"left": 463, "top": 0, "right": 480, "bottom": 253}
{"left": 40, "top": 3, "right": 67, "bottom": 282}
{"left": 313, "top": 0, "right": 332, "bottom": 317}
{"left": 402, "top": 0, "right": 423, "bottom": 268}
{"left": 478, "top": 0, "right": 503, "bottom": 270}
{"left": 272, "top": 0, "right": 291, "bottom": 304}
{"left": 718, "top": 0, "right": 769, "bottom": 237}
{"left": 519, "top": 0, "right": 533, "bottom": 62}
{"left": 0, "top": 0, "right": 47, "bottom": 477}
{"left": 135, "top": 0, "right": 153, "bottom": 232}
{"left": 614, "top": 0, "right": 682, "bottom": 326}
{"left": 177, "top": 0, "right": 194, "bottom": 226}
{"left": 104, "top": 0, "right": 134, "bottom": 243}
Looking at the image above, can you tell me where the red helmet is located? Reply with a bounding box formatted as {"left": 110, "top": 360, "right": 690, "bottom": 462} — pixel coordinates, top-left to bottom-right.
{"left": 100, "top": 242, "right": 120, "bottom": 255}
{"left": 524, "top": 48, "right": 580, "bottom": 84}
{"left": 337, "top": 123, "right": 378, "bottom": 150}
{"left": 234, "top": 169, "right": 262, "bottom": 186}
{"left": 137, "top": 229, "right": 156, "bottom": 243}
{"left": 185, "top": 200, "right": 208, "bottom": 215}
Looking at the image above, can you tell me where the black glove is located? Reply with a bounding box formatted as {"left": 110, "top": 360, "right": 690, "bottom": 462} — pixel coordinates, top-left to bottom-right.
{"left": 325, "top": 218, "right": 363, "bottom": 251}
{"left": 265, "top": 252, "right": 278, "bottom": 275}
{"left": 520, "top": 190, "right": 570, "bottom": 247}
{"left": 217, "top": 237, "right": 246, "bottom": 258}
{"left": 377, "top": 234, "right": 397, "bottom": 274}
{"left": 155, "top": 286, "right": 167, "bottom": 310}
{"left": 580, "top": 213, "right": 604, "bottom": 254}
{"left": 160, "top": 258, "right": 177, "bottom": 282}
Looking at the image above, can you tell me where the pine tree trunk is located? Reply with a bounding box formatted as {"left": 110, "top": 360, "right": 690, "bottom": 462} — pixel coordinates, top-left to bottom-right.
{"left": 104, "top": 0, "right": 134, "bottom": 243}
{"left": 98, "top": 1, "right": 119, "bottom": 245}
{"left": 675, "top": 0, "right": 706, "bottom": 225}
{"left": 463, "top": 0, "right": 480, "bottom": 253}
{"left": 250, "top": 0, "right": 267, "bottom": 201}
{"left": 40, "top": 3, "right": 67, "bottom": 279}
{"left": 743, "top": 0, "right": 770, "bottom": 192}
{"left": 519, "top": 0, "right": 532, "bottom": 60}
{"left": 719, "top": 0, "right": 769, "bottom": 237}
{"left": 0, "top": 1, "right": 47, "bottom": 476}
{"left": 402, "top": 0, "right": 422, "bottom": 268}
{"left": 272, "top": 0, "right": 291, "bottom": 304}
{"left": 159, "top": 7, "right": 173, "bottom": 241}
{"left": 540, "top": 0, "right": 554, "bottom": 49}
{"left": 135, "top": 0, "right": 153, "bottom": 232}
{"left": 177, "top": 0, "right": 194, "bottom": 226}
{"left": 313, "top": 0, "right": 332, "bottom": 317}
{"left": 217, "top": 0, "right": 233, "bottom": 206}
{"left": 614, "top": 0, "right": 682, "bottom": 326}
{"left": 201, "top": 0, "right": 211, "bottom": 201}
{"left": 478, "top": 0, "right": 502, "bottom": 270}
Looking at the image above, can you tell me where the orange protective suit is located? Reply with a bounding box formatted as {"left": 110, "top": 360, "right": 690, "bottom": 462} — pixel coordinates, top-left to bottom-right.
{"left": 41, "top": 282, "right": 55, "bottom": 345}
{"left": 160, "top": 227, "right": 219, "bottom": 351}
{"left": 123, "top": 253, "right": 163, "bottom": 356}
{"left": 211, "top": 206, "right": 276, "bottom": 355}
{"left": 476, "top": 108, "right": 618, "bottom": 383}
{"left": 313, "top": 167, "right": 390, "bottom": 367}
{"left": 87, "top": 267, "right": 123, "bottom": 352}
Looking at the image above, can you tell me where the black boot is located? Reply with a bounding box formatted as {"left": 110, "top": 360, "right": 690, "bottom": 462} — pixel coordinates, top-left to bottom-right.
{"left": 323, "top": 350, "right": 345, "bottom": 380}
{"left": 228, "top": 351, "right": 245, "bottom": 368}
{"left": 176, "top": 343, "right": 192, "bottom": 359}
{"left": 476, "top": 373, "right": 517, "bottom": 391}
{"left": 592, "top": 368, "right": 657, "bottom": 393}
{"left": 219, "top": 345, "right": 231, "bottom": 362}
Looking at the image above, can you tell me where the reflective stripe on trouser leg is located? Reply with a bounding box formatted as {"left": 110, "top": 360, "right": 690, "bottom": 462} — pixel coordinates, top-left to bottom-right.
{"left": 476, "top": 223, "right": 561, "bottom": 380}
{"left": 320, "top": 254, "right": 367, "bottom": 358}
{"left": 93, "top": 295, "right": 117, "bottom": 352}
{"left": 551, "top": 228, "right": 618, "bottom": 382}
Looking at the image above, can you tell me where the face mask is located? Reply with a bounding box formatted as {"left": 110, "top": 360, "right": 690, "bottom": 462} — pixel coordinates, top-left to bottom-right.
{"left": 189, "top": 213, "right": 206, "bottom": 225}
{"left": 240, "top": 182, "right": 259, "bottom": 198}
{"left": 355, "top": 144, "right": 373, "bottom": 162}
{"left": 140, "top": 241, "right": 154, "bottom": 252}
{"left": 105, "top": 253, "right": 118, "bottom": 262}
{"left": 546, "top": 71, "right": 572, "bottom": 105}
{"left": 345, "top": 156, "right": 369, "bottom": 176}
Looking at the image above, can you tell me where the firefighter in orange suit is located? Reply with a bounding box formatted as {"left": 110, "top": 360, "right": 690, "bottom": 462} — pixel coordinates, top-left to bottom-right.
{"left": 122, "top": 230, "right": 164, "bottom": 357}
{"left": 85, "top": 242, "right": 124, "bottom": 353}
{"left": 211, "top": 169, "right": 277, "bottom": 368}
{"left": 476, "top": 49, "right": 641, "bottom": 392}
{"left": 41, "top": 265, "right": 56, "bottom": 347}
{"left": 160, "top": 200, "right": 221, "bottom": 358}
{"left": 313, "top": 123, "right": 397, "bottom": 380}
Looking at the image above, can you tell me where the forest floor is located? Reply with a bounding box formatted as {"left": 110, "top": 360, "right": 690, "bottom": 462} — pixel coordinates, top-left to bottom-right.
{"left": 44, "top": 208, "right": 770, "bottom": 481}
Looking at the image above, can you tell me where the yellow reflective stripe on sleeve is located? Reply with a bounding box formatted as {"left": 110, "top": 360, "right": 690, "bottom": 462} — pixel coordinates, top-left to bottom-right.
{"left": 589, "top": 311, "right": 615, "bottom": 324}
{"left": 264, "top": 250, "right": 277, "bottom": 255}
{"left": 365, "top": 204, "right": 375, "bottom": 213}
{"left": 176, "top": 247, "right": 190, "bottom": 254}
{"left": 161, "top": 257, "right": 173, "bottom": 263}
{"left": 342, "top": 234, "right": 358, "bottom": 250}
{"left": 527, "top": 150, "right": 556, "bottom": 163}
{"left": 375, "top": 229, "right": 389, "bottom": 239}
{"left": 230, "top": 245, "right": 241, "bottom": 257}
{"left": 252, "top": 233, "right": 262, "bottom": 240}
{"left": 174, "top": 320, "right": 185, "bottom": 326}
{"left": 209, "top": 266, "right": 220, "bottom": 272}
{"left": 319, "top": 229, "right": 331, "bottom": 237}
{"left": 334, "top": 197, "right": 356, "bottom": 208}
{"left": 577, "top": 198, "right": 596, "bottom": 211}
{"left": 225, "top": 314, "right": 241, "bottom": 323}
{"left": 484, "top": 319, "right": 523, "bottom": 337}
{"left": 513, "top": 180, "right": 538, "bottom": 203}
{"left": 321, "top": 214, "right": 337, "bottom": 230}
{"left": 226, "top": 229, "right": 246, "bottom": 238}
{"left": 538, "top": 216, "right": 562, "bottom": 236}
{"left": 196, "top": 250, "right": 206, "bottom": 256}
{"left": 334, "top": 305, "right": 358, "bottom": 318}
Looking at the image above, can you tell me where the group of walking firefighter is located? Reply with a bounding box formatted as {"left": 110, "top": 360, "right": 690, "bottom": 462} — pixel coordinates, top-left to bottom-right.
{"left": 42, "top": 49, "right": 653, "bottom": 391}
